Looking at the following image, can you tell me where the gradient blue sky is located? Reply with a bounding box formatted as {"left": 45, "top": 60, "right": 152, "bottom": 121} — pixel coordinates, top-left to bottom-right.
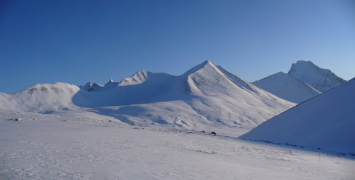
{"left": 1, "top": 0, "right": 354, "bottom": 94}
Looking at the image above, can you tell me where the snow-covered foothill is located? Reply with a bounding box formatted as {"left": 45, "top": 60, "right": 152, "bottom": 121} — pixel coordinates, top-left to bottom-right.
{"left": 240, "top": 78, "right": 355, "bottom": 154}
{"left": 0, "top": 83, "right": 85, "bottom": 113}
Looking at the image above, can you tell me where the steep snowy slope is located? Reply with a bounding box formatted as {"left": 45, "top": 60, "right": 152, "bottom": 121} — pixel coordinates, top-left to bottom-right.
{"left": 240, "top": 78, "right": 355, "bottom": 154}
{"left": 217, "top": 66, "right": 285, "bottom": 100}
{"left": 0, "top": 61, "right": 295, "bottom": 134}
{"left": 288, "top": 60, "right": 346, "bottom": 92}
{"left": 253, "top": 72, "right": 321, "bottom": 103}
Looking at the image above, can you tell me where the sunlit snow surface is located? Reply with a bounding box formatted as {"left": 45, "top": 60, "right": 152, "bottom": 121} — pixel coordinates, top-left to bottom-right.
{"left": 1, "top": 110, "right": 354, "bottom": 180}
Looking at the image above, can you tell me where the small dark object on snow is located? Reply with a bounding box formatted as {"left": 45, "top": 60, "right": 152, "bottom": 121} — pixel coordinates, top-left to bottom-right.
{"left": 12, "top": 118, "right": 22, "bottom": 122}
{"left": 109, "top": 120, "right": 112, "bottom": 122}
{"left": 211, "top": 132, "right": 216, "bottom": 135}
{"left": 202, "top": 131, "right": 205, "bottom": 133}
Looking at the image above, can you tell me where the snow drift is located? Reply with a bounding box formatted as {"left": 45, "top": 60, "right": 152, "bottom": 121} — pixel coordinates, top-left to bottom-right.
{"left": 240, "top": 77, "right": 355, "bottom": 154}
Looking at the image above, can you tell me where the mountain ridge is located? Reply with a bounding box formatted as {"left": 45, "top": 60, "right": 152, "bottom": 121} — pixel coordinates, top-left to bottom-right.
{"left": 0, "top": 60, "right": 295, "bottom": 135}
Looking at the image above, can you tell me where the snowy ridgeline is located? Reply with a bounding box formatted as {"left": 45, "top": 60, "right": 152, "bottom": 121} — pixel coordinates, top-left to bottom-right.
{"left": 1, "top": 110, "right": 354, "bottom": 180}
{"left": 0, "top": 61, "right": 295, "bottom": 135}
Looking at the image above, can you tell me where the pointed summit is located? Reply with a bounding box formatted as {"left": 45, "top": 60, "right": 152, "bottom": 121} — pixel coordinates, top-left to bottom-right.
{"left": 182, "top": 60, "right": 217, "bottom": 77}
{"left": 288, "top": 60, "right": 346, "bottom": 92}
{"left": 180, "top": 61, "right": 293, "bottom": 104}
{"left": 118, "top": 70, "right": 150, "bottom": 86}
{"left": 104, "top": 79, "right": 115, "bottom": 86}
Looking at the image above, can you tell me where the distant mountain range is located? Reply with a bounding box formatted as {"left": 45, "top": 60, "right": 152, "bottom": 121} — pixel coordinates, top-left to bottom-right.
{"left": 253, "top": 60, "right": 346, "bottom": 103}
{"left": 0, "top": 61, "right": 294, "bottom": 135}
{"left": 0, "top": 60, "right": 348, "bottom": 136}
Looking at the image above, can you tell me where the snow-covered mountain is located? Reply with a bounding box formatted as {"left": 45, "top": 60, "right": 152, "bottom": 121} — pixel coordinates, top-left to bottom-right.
{"left": 253, "top": 72, "right": 321, "bottom": 103}
{"left": 288, "top": 60, "right": 346, "bottom": 92}
{"left": 253, "top": 60, "right": 345, "bottom": 103}
{"left": 0, "top": 83, "right": 82, "bottom": 112}
{"left": 240, "top": 77, "right": 355, "bottom": 154}
{"left": 0, "top": 61, "right": 295, "bottom": 134}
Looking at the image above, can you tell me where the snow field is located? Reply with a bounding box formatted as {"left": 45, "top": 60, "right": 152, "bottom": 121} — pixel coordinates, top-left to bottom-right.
{"left": 0, "top": 111, "right": 354, "bottom": 180}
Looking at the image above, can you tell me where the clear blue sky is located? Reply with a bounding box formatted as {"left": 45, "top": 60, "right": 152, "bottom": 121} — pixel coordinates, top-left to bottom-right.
{"left": 1, "top": 0, "right": 354, "bottom": 94}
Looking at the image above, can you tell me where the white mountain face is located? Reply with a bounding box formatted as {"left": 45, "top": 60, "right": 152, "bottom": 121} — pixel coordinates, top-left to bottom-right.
{"left": 0, "top": 61, "right": 294, "bottom": 135}
{"left": 240, "top": 78, "right": 355, "bottom": 154}
{"left": 253, "top": 72, "right": 321, "bottom": 103}
{"left": 288, "top": 60, "right": 346, "bottom": 92}
{"left": 253, "top": 60, "right": 345, "bottom": 103}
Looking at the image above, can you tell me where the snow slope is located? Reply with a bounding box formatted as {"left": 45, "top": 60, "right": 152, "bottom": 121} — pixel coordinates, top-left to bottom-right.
{"left": 253, "top": 72, "right": 321, "bottom": 103}
{"left": 1, "top": 110, "right": 354, "bottom": 180}
{"left": 0, "top": 61, "right": 295, "bottom": 135}
{"left": 288, "top": 60, "right": 346, "bottom": 92}
{"left": 240, "top": 77, "right": 355, "bottom": 154}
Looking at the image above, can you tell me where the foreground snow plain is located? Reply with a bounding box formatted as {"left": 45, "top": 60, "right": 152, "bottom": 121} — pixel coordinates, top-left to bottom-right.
{"left": 1, "top": 110, "right": 354, "bottom": 180}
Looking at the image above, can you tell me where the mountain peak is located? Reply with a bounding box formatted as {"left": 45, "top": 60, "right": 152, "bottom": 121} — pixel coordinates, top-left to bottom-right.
{"left": 274, "top": 71, "right": 287, "bottom": 76}
{"left": 202, "top": 60, "right": 213, "bottom": 65}
{"left": 288, "top": 60, "right": 346, "bottom": 92}
{"left": 295, "top": 60, "right": 315, "bottom": 65}
{"left": 182, "top": 60, "right": 217, "bottom": 77}
{"left": 118, "top": 70, "right": 150, "bottom": 86}
{"left": 104, "top": 79, "right": 116, "bottom": 86}
{"left": 288, "top": 60, "right": 316, "bottom": 72}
